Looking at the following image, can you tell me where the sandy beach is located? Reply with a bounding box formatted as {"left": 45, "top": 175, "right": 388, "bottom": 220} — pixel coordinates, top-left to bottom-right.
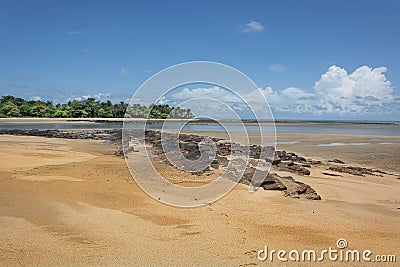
{"left": 0, "top": 132, "right": 399, "bottom": 266}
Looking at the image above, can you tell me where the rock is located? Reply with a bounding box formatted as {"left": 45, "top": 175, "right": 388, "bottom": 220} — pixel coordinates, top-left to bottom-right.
{"left": 271, "top": 159, "right": 281, "bottom": 165}
{"left": 247, "top": 159, "right": 259, "bottom": 167}
{"left": 262, "top": 180, "right": 287, "bottom": 191}
{"left": 155, "top": 141, "right": 162, "bottom": 148}
{"left": 182, "top": 142, "right": 198, "bottom": 151}
{"left": 184, "top": 150, "right": 200, "bottom": 160}
{"left": 282, "top": 179, "right": 321, "bottom": 200}
{"left": 210, "top": 159, "right": 219, "bottom": 169}
{"left": 217, "top": 143, "right": 231, "bottom": 156}
{"left": 305, "top": 194, "right": 321, "bottom": 200}
{"left": 328, "top": 159, "right": 345, "bottom": 164}
{"left": 322, "top": 172, "right": 342, "bottom": 177}
{"left": 259, "top": 173, "right": 287, "bottom": 191}
{"left": 285, "top": 191, "right": 300, "bottom": 199}
{"left": 297, "top": 157, "right": 307, "bottom": 163}
{"left": 328, "top": 165, "right": 375, "bottom": 176}
{"left": 215, "top": 156, "right": 229, "bottom": 167}
{"left": 276, "top": 161, "right": 311, "bottom": 175}
{"left": 373, "top": 169, "right": 387, "bottom": 175}
{"left": 1, "top": 129, "right": 323, "bottom": 201}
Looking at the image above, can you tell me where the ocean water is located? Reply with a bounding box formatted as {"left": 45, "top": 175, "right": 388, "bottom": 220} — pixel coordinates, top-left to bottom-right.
{"left": 0, "top": 120, "right": 399, "bottom": 137}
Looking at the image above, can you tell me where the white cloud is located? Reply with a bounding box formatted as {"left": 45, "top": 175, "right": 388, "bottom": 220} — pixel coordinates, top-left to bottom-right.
{"left": 120, "top": 67, "right": 132, "bottom": 77}
{"left": 172, "top": 65, "right": 398, "bottom": 119}
{"left": 173, "top": 86, "right": 241, "bottom": 102}
{"left": 94, "top": 93, "right": 111, "bottom": 100}
{"left": 312, "top": 65, "right": 396, "bottom": 114}
{"left": 64, "top": 92, "right": 130, "bottom": 103}
{"left": 314, "top": 65, "right": 393, "bottom": 99}
{"left": 170, "top": 86, "right": 258, "bottom": 119}
{"left": 257, "top": 65, "right": 399, "bottom": 118}
{"left": 269, "top": 64, "right": 287, "bottom": 72}
{"left": 31, "top": 96, "right": 41, "bottom": 101}
{"left": 281, "top": 87, "right": 315, "bottom": 99}
{"left": 80, "top": 93, "right": 112, "bottom": 102}
{"left": 67, "top": 31, "right": 82, "bottom": 34}
{"left": 240, "top": 20, "right": 264, "bottom": 33}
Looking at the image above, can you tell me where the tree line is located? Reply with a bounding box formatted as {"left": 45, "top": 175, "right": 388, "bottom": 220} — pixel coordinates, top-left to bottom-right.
{"left": 0, "top": 95, "right": 194, "bottom": 119}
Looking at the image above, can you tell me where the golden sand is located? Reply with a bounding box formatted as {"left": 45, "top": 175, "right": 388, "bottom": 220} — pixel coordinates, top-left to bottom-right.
{"left": 0, "top": 134, "right": 399, "bottom": 266}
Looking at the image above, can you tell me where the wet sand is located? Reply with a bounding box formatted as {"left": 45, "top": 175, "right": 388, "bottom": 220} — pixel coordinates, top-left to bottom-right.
{"left": 0, "top": 134, "right": 399, "bottom": 266}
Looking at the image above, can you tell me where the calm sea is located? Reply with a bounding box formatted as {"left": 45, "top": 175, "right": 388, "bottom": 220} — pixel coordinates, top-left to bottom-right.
{"left": 0, "top": 120, "right": 399, "bottom": 136}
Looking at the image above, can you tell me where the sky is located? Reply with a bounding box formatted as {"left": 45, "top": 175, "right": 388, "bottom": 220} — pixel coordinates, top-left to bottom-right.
{"left": 0, "top": 0, "right": 399, "bottom": 121}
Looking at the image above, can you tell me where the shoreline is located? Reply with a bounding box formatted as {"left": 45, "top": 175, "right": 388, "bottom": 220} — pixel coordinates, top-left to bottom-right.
{"left": 1, "top": 117, "right": 399, "bottom": 125}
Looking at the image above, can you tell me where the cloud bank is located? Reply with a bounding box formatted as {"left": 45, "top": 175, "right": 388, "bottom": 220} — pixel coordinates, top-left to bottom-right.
{"left": 264, "top": 65, "right": 398, "bottom": 117}
{"left": 168, "top": 65, "right": 399, "bottom": 120}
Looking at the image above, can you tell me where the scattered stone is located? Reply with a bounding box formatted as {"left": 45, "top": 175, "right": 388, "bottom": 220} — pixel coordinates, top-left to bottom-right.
{"left": 308, "top": 160, "right": 322, "bottom": 165}
{"left": 276, "top": 161, "right": 311, "bottom": 175}
{"left": 215, "top": 155, "right": 229, "bottom": 167}
{"left": 0, "top": 129, "right": 331, "bottom": 201}
{"left": 306, "top": 194, "right": 322, "bottom": 200}
{"left": 373, "top": 169, "right": 387, "bottom": 175}
{"left": 328, "top": 165, "right": 375, "bottom": 176}
{"left": 297, "top": 157, "right": 307, "bottom": 163}
{"left": 322, "top": 172, "right": 342, "bottom": 177}
{"left": 210, "top": 159, "right": 219, "bottom": 169}
{"left": 285, "top": 191, "right": 299, "bottom": 199}
{"left": 271, "top": 159, "right": 281, "bottom": 165}
{"left": 260, "top": 173, "right": 287, "bottom": 191}
{"left": 328, "top": 159, "right": 345, "bottom": 164}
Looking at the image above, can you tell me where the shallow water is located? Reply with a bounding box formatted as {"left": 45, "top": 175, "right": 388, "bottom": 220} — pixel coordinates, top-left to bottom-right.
{"left": 0, "top": 121, "right": 399, "bottom": 136}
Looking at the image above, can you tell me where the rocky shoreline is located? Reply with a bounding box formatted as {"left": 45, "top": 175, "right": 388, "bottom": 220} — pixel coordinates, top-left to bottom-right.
{"left": 1, "top": 129, "right": 398, "bottom": 200}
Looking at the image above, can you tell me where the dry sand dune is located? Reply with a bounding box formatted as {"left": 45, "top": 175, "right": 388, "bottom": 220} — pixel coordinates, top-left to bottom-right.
{"left": 0, "top": 134, "right": 399, "bottom": 266}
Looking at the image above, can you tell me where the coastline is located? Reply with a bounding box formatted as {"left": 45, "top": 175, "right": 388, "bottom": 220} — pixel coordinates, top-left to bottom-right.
{"left": 1, "top": 117, "right": 399, "bottom": 124}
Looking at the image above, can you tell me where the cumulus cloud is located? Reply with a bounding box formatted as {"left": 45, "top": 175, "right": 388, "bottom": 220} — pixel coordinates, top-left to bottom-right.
{"left": 81, "top": 93, "right": 112, "bottom": 102}
{"left": 61, "top": 91, "right": 129, "bottom": 104}
{"left": 240, "top": 20, "right": 264, "bottom": 33}
{"left": 168, "top": 65, "right": 399, "bottom": 119}
{"left": 269, "top": 64, "right": 287, "bottom": 72}
{"left": 260, "top": 65, "right": 399, "bottom": 118}
{"left": 312, "top": 65, "right": 396, "bottom": 114}
{"left": 170, "top": 86, "right": 256, "bottom": 119}
{"left": 173, "top": 86, "right": 242, "bottom": 103}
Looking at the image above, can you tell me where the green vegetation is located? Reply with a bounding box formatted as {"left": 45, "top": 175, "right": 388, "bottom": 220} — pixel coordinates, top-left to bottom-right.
{"left": 0, "top": 95, "right": 194, "bottom": 119}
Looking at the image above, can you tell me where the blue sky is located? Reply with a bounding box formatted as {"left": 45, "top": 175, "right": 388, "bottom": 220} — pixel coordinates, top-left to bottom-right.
{"left": 0, "top": 0, "right": 399, "bottom": 120}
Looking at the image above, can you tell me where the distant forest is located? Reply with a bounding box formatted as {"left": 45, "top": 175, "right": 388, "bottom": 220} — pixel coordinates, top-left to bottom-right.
{"left": 0, "top": 95, "right": 194, "bottom": 119}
